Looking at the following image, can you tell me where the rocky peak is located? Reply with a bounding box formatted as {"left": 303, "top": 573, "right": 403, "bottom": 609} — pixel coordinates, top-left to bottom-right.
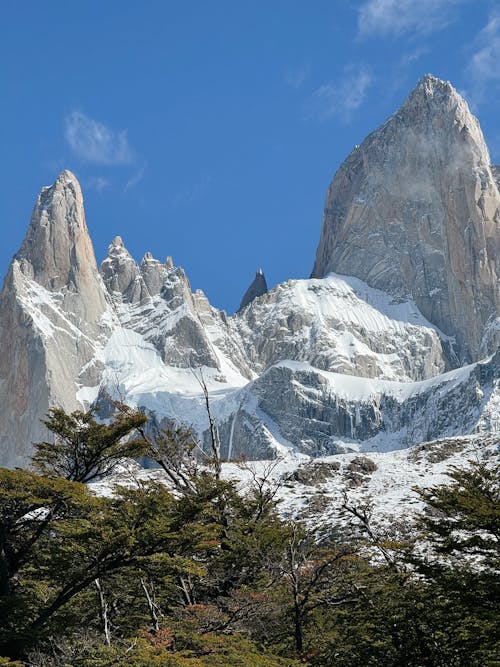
{"left": 0, "top": 170, "right": 111, "bottom": 467}
{"left": 101, "top": 235, "right": 141, "bottom": 301}
{"left": 237, "top": 268, "right": 268, "bottom": 312}
{"left": 18, "top": 170, "right": 84, "bottom": 281}
{"left": 312, "top": 74, "right": 500, "bottom": 362}
{"left": 411, "top": 73, "right": 457, "bottom": 104}
{"left": 14, "top": 169, "right": 108, "bottom": 324}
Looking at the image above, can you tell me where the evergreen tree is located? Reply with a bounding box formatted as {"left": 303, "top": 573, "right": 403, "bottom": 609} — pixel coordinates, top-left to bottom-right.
{"left": 32, "top": 405, "right": 148, "bottom": 482}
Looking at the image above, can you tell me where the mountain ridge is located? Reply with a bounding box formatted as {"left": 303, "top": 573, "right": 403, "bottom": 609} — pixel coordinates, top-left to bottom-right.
{"left": 0, "top": 74, "right": 498, "bottom": 468}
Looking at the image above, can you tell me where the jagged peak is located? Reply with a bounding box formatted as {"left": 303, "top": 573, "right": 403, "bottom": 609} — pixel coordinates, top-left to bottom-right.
{"left": 141, "top": 251, "right": 160, "bottom": 264}
{"left": 56, "top": 168, "right": 79, "bottom": 185}
{"left": 165, "top": 256, "right": 174, "bottom": 269}
{"left": 103, "top": 235, "right": 134, "bottom": 262}
{"left": 37, "top": 170, "right": 83, "bottom": 209}
{"left": 237, "top": 268, "right": 268, "bottom": 312}
{"left": 15, "top": 170, "right": 92, "bottom": 280}
{"left": 399, "top": 73, "right": 476, "bottom": 126}
{"left": 415, "top": 73, "right": 454, "bottom": 97}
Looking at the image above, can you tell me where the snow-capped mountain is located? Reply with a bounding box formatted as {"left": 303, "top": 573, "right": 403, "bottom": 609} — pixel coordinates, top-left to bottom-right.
{"left": 312, "top": 74, "right": 500, "bottom": 362}
{"left": 0, "top": 74, "right": 498, "bottom": 469}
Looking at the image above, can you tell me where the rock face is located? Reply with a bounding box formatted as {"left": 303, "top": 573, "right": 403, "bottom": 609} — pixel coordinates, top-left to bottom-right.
{"left": 312, "top": 75, "right": 500, "bottom": 362}
{"left": 0, "top": 76, "right": 499, "bottom": 469}
{"left": 212, "top": 352, "right": 500, "bottom": 458}
{"left": 0, "top": 171, "right": 111, "bottom": 468}
{"left": 232, "top": 273, "right": 447, "bottom": 381}
{"left": 238, "top": 268, "right": 268, "bottom": 311}
{"left": 101, "top": 238, "right": 221, "bottom": 369}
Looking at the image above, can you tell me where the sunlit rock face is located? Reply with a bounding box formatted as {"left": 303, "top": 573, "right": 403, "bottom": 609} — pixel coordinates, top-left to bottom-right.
{"left": 312, "top": 74, "right": 500, "bottom": 362}
{"left": 0, "top": 171, "right": 111, "bottom": 468}
{"left": 0, "top": 76, "right": 499, "bottom": 468}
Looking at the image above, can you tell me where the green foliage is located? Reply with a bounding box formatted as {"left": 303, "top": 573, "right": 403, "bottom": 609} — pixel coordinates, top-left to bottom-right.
{"left": 417, "top": 461, "right": 500, "bottom": 568}
{"left": 33, "top": 406, "right": 148, "bottom": 482}
{"left": 1, "top": 407, "right": 499, "bottom": 666}
{"left": 409, "top": 461, "right": 500, "bottom": 666}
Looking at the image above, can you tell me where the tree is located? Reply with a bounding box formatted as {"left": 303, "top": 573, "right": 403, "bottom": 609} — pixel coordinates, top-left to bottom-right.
{"left": 32, "top": 405, "right": 148, "bottom": 483}
{"left": 409, "top": 461, "right": 500, "bottom": 666}
{"left": 417, "top": 461, "right": 499, "bottom": 569}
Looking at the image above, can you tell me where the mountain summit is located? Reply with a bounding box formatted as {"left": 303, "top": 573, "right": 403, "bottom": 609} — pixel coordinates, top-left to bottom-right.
{"left": 238, "top": 268, "right": 268, "bottom": 311}
{"left": 0, "top": 76, "right": 498, "bottom": 468}
{"left": 312, "top": 74, "right": 500, "bottom": 362}
{"left": 0, "top": 171, "right": 110, "bottom": 467}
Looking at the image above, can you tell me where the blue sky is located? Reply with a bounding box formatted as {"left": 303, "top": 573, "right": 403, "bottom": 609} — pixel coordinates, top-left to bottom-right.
{"left": 1, "top": 0, "right": 499, "bottom": 312}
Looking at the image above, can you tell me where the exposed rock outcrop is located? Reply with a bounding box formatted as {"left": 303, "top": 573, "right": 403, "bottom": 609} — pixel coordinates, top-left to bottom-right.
{"left": 232, "top": 273, "right": 447, "bottom": 381}
{"left": 238, "top": 268, "right": 268, "bottom": 311}
{"left": 1, "top": 76, "right": 499, "bottom": 469}
{"left": 101, "top": 240, "right": 221, "bottom": 369}
{"left": 212, "top": 351, "right": 500, "bottom": 458}
{"left": 0, "top": 171, "right": 111, "bottom": 467}
{"left": 312, "top": 75, "right": 500, "bottom": 362}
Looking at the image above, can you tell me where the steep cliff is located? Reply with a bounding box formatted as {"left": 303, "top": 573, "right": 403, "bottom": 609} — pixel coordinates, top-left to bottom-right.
{"left": 0, "top": 171, "right": 111, "bottom": 467}
{"left": 312, "top": 74, "right": 500, "bottom": 362}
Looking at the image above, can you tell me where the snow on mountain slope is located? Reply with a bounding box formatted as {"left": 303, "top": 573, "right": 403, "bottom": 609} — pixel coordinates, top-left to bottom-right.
{"left": 224, "top": 433, "right": 499, "bottom": 531}
{"left": 0, "top": 173, "right": 496, "bottom": 467}
{"left": 89, "top": 433, "right": 499, "bottom": 533}
{"left": 1, "top": 76, "right": 499, "bottom": 471}
{"left": 94, "top": 326, "right": 248, "bottom": 434}
{"left": 231, "top": 273, "right": 449, "bottom": 382}
{"left": 208, "top": 352, "right": 499, "bottom": 459}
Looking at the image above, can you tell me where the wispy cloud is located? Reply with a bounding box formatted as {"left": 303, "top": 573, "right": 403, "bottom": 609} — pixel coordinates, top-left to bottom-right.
{"left": 285, "top": 65, "right": 310, "bottom": 90}
{"left": 124, "top": 163, "right": 147, "bottom": 192}
{"left": 64, "top": 111, "right": 134, "bottom": 165}
{"left": 465, "top": 10, "right": 500, "bottom": 106}
{"left": 86, "top": 176, "right": 110, "bottom": 193}
{"left": 358, "top": 0, "right": 465, "bottom": 38}
{"left": 172, "top": 175, "right": 212, "bottom": 207}
{"left": 305, "top": 66, "right": 373, "bottom": 123}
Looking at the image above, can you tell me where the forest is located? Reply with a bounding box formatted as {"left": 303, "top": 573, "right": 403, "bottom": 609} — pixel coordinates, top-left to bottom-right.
{"left": 0, "top": 405, "right": 498, "bottom": 666}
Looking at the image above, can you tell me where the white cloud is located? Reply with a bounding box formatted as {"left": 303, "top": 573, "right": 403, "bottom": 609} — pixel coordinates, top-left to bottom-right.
{"left": 358, "top": 0, "right": 464, "bottom": 37}
{"left": 306, "top": 67, "right": 372, "bottom": 123}
{"left": 64, "top": 111, "right": 134, "bottom": 165}
{"left": 466, "top": 10, "right": 500, "bottom": 104}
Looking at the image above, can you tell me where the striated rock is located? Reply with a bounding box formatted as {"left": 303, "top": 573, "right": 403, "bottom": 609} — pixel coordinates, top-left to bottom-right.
{"left": 238, "top": 268, "right": 268, "bottom": 312}
{"left": 0, "top": 171, "right": 111, "bottom": 468}
{"left": 212, "top": 351, "right": 500, "bottom": 458}
{"left": 312, "top": 74, "right": 500, "bottom": 362}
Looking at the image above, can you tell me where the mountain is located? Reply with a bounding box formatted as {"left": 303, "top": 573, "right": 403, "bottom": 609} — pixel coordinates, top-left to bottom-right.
{"left": 312, "top": 74, "right": 500, "bottom": 363}
{"left": 0, "top": 75, "right": 498, "bottom": 470}
{"left": 238, "top": 268, "right": 268, "bottom": 311}
{"left": 0, "top": 171, "right": 112, "bottom": 468}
